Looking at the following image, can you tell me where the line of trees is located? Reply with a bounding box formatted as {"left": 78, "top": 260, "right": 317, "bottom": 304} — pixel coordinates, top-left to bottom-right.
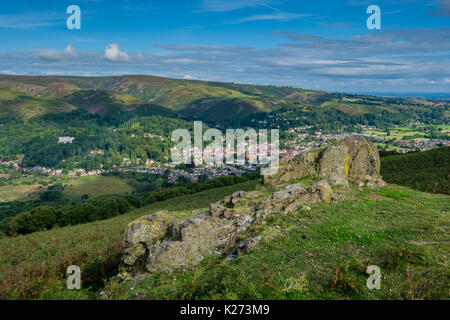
{"left": 0, "top": 172, "right": 259, "bottom": 238}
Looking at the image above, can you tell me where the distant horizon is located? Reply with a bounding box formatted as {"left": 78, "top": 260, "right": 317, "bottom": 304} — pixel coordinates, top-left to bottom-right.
{"left": 0, "top": 0, "right": 449, "bottom": 93}
{"left": 1, "top": 72, "right": 449, "bottom": 102}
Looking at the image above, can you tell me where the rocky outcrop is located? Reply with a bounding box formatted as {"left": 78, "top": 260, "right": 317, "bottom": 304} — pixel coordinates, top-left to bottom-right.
{"left": 264, "top": 135, "right": 385, "bottom": 188}
{"left": 254, "top": 180, "right": 335, "bottom": 217}
{"left": 119, "top": 136, "right": 385, "bottom": 278}
{"left": 121, "top": 193, "right": 256, "bottom": 275}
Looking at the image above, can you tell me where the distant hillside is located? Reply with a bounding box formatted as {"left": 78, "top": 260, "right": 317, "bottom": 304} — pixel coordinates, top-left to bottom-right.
{"left": 178, "top": 97, "right": 273, "bottom": 125}
{"left": 0, "top": 88, "right": 75, "bottom": 121}
{"left": 61, "top": 89, "right": 176, "bottom": 118}
{"left": 380, "top": 147, "right": 450, "bottom": 194}
{"left": 0, "top": 74, "right": 447, "bottom": 126}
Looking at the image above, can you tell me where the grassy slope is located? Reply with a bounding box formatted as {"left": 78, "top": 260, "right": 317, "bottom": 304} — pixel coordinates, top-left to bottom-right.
{"left": 381, "top": 147, "right": 450, "bottom": 195}
{"left": 178, "top": 97, "right": 272, "bottom": 125}
{"left": 0, "top": 180, "right": 258, "bottom": 299}
{"left": 105, "top": 185, "right": 449, "bottom": 300}
{"left": 0, "top": 88, "right": 76, "bottom": 121}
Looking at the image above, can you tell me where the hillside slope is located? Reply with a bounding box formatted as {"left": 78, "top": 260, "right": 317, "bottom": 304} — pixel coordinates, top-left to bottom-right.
{"left": 0, "top": 180, "right": 259, "bottom": 299}
{"left": 1, "top": 74, "right": 447, "bottom": 126}
{"left": 61, "top": 89, "right": 176, "bottom": 118}
{"left": 381, "top": 147, "right": 450, "bottom": 194}
{"left": 0, "top": 88, "right": 76, "bottom": 121}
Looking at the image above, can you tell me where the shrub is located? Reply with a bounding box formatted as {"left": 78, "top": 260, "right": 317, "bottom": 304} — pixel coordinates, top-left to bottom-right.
{"left": 9, "top": 206, "right": 59, "bottom": 234}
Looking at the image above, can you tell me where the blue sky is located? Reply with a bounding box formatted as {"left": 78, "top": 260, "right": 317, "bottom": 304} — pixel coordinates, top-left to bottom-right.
{"left": 0, "top": 0, "right": 449, "bottom": 92}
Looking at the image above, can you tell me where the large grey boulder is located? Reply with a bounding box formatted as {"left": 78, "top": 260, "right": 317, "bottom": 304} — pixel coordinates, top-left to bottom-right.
{"left": 121, "top": 194, "right": 255, "bottom": 275}
{"left": 264, "top": 135, "right": 385, "bottom": 188}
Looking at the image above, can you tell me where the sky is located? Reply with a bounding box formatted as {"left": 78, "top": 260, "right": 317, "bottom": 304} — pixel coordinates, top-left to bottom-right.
{"left": 0, "top": 0, "right": 449, "bottom": 93}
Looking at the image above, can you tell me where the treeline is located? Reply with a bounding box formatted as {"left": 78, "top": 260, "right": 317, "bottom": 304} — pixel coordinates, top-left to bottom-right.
{"left": 142, "top": 172, "right": 257, "bottom": 206}
{"left": 0, "top": 172, "right": 259, "bottom": 238}
{"left": 380, "top": 147, "right": 450, "bottom": 195}
{"left": 0, "top": 195, "right": 137, "bottom": 237}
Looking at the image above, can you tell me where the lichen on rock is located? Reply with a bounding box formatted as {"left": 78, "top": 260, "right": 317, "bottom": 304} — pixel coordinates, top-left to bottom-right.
{"left": 264, "top": 135, "right": 385, "bottom": 188}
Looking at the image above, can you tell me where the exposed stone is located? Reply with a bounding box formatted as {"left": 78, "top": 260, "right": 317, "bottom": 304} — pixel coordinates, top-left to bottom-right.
{"left": 210, "top": 203, "right": 226, "bottom": 218}
{"left": 316, "top": 135, "right": 385, "bottom": 187}
{"left": 223, "top": 209, "right": 234, "bottom": 219}
{"left": 227, "top": 236, "right": 262, "bottom": 261}
{"left": 310, "top": 180, "right": 333, "bottom": 201}
{"left": 122, "top": 211, "right": 173, "bottom": 268}
{"left": 264, "top": 135, "right": 385, "bottom": 188}
{"left": 121, "top": 199, "right": 255, "bottom": 275}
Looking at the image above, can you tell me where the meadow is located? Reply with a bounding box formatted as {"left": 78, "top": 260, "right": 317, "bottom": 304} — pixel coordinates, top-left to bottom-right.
{"left": 0, "top": 183, "right": 43, "bottom": 202}
{"left": 0, "top": 175, "right": 133, "bottom": 203}
{"left": 0, "top": 177, "right": 448, "bottom": 300}
{"left": 63, "top": 175, "right": 133, "bottom": 200}
{"left": 363, "top": 124, "right": 450, "bottom": 141}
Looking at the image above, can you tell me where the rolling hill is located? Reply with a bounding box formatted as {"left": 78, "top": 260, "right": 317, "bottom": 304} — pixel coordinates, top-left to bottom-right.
{"left": 1, "top": 74, "right": 447, "bottom": 126}
{"left": 0, "top": 88, "right": 75, "bottom": 121}
{"left": 61, "top": 89, "right": 176, "bottom": 118}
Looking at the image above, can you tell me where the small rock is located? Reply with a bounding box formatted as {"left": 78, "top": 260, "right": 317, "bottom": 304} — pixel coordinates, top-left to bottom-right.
{"left": 223, "top": 209, "right": 234, "bottom": 219}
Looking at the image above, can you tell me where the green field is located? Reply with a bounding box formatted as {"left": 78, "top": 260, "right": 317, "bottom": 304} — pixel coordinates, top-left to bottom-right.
{"left": 0, "top": 183, "right": 43, "bottom": 202}
{"left": 364, "top": 125, "right": 450, "bottom": 141}
{"left": 0, "top": 175, "right": 134, "bottom": 203}
{"left": 374, "top": 143, "right": 409, "bottom": 151}
{"left": 63, "top": 175, "right": 133, "bottom": 200}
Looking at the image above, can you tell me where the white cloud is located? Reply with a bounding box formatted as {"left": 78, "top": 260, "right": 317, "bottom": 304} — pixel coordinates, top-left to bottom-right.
{"left": 104, "top": 44, "right": 131, "bottom": 62}
{"left": 0, "top": 12, "right": 61, "bottom": 29}
{"left": 2, "top": 28, "right": 450, "bottom": 92}
{"left": 231, "top": 12, "right": 311, "bottom": 23}
{"left": 183, "top": 74, "right": 198, "bottom": 80}
{"left": 37, "top": 44, "right": 77, "bottom": 61}
{"left": 199, "top": 0, "right": 273, "bottom": 12}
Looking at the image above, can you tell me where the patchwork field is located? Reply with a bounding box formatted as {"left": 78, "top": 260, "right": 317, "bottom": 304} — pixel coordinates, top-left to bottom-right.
{"left": 363, "top": 125, "right": 450, "bottom": 140}
{"left": 0, "top": 184, "right": 42, "bottom": 202}
{"left": 63, "top": 175, "right": 133, "bottom": 200}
